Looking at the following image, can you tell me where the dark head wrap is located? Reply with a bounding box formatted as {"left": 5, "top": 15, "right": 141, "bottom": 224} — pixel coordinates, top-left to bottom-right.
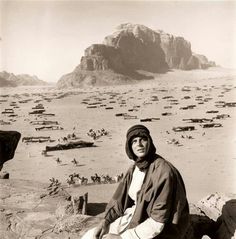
{"left": 125, "top": 125, "right": 156, "bottom": 170}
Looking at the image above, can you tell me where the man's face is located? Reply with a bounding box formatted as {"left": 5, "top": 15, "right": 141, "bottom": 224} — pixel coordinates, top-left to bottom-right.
{"left": 131, "top": 136, "right": 148, "bottom": 158}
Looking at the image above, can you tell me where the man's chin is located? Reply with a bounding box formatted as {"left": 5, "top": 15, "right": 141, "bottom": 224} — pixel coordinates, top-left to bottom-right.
{"left": 137, "top": 153, "right": 145, "bottom": 158}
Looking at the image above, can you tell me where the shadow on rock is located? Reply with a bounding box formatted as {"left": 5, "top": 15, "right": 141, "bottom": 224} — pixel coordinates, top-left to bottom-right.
{"left": 87, "top": 202, "right": 107, "bottom": 216}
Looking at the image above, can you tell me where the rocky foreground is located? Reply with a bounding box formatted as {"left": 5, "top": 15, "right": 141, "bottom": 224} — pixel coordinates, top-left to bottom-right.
{"left": 0, "top": 179, "right": 235, "bottom": 239}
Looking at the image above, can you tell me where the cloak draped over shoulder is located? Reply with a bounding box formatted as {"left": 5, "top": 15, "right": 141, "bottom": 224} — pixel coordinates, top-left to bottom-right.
{"left": 104, "top": 154, "right": 189, "bottom": 238}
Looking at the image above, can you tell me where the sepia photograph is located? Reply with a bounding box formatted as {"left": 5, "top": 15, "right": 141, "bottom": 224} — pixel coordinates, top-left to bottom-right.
{"left": 0, "top": 0, "right": 236, "bottom": 238}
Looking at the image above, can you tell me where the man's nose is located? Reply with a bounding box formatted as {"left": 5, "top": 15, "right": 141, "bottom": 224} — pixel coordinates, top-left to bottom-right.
{"left": 137, "top": 139, "right": 143, "bottom": 146}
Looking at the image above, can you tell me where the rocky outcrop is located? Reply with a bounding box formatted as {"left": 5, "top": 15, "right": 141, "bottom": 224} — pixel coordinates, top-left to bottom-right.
{"left": 78, "top": 24, "right": 168, "bottom": 74}
{"left": 15, "top": 74, "right": 47, "bottom": 86}
{"left": 0, "top": 71, "right": 47, "bottom": 87}
{"left": 0, "top": 72, "right": 18, "bottom": 87}
{"left": 103, "top": 24, "right": 168, "bottom": 73}
{"left": 158, "top": 30, "right": 192, "bottom": 69}
{"left": 0, "top": 76, "right": 17, "bottom": 87}
{"left": 0, "top": 179, "right": 235, "bottom": 239}
{"left": 193, "top": 53, "right": 217, "bottom": 69}
{"left": 57, "top": 69, "right": 134, "bottom": 88}
{"left": 0, "top": 179, "right": 102, "bottom": 239}
{"left": 79, "top": 44, "right": 125, "bottom": 72}
{"left": 57, "top": 23, "right": 216, "bottom": 88}
{"left": 0, "top": 130, "right": 21, "bottom": 179}
{"left": 196, "top": 193, "right": 236, "bottom": 238}
{"left": 0, "top": 130, "right": 21, "bottom": 167}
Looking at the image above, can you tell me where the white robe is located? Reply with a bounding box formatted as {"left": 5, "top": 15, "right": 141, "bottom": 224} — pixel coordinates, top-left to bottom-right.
{"left": 82, "top": 166, "right": 164, "bottom": 239}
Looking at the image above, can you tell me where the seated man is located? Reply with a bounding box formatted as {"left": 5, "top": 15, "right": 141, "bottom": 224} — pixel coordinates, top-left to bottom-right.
{"left": 82, "top": 125, "right": 189, "bottom": 239}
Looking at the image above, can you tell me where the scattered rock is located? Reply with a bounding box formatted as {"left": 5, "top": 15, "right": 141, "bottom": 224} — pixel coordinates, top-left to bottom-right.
{"left": 172, "top": 126, "right": 195, "bottom": 132}
{"left": 201, "top": 123, "right": 222, "bottom": 128}
{"left": 45, "top": 140, "right": 94, "bottom": 152}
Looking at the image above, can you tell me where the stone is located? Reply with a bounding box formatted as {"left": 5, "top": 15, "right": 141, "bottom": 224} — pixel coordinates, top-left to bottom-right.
{"left": 212, "top": 199, "right": 236, "bottom": 239}
{"left": 197, "top": 193, "right": 236, "bottom": 239}
{"left": 55, "top": 193, "right": 88, "bottom": 219}
{"left": 0, "top": 171, "right": 9, "bottom": 179}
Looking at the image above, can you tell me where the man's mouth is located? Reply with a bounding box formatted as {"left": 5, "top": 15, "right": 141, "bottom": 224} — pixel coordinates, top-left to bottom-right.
{"left": 137, "top": 149, "right": 144, "bottom": 152}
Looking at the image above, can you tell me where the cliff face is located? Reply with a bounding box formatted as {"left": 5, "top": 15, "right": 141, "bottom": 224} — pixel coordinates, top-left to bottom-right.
{"left": 193, "top": 53, "right": 217, "bottom": 69}
{"left": 57, "top": 23, "right": 216, "bottom": 88}
{"left": 103, "top": 24, "right": 168, "bottom": 73}
{"left": 158, "top": 30, "right": 192, "bottom": 69}
{"left": 0, "top": 71, "right": 47, "bottom": 87}
{"left": 79, "top": 44, "right": 125, "bottom": 72}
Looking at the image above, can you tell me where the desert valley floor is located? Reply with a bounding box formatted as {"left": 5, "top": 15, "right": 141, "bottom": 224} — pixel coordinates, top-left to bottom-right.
{"left": 1, "top": 67, "right": 236, "bottom": 205}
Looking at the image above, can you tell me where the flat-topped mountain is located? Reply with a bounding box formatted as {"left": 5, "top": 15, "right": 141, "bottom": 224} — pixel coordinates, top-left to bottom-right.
{"left": 0, "top": 71, "right": 47, "bottom": 87}
{"left": 57, "top": 23, "right": 216, "bottom": 88}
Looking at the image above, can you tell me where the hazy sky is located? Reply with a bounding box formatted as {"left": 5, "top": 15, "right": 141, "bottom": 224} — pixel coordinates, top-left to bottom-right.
{"left": 1, "top": 0, "right": 236, "bottom": 82}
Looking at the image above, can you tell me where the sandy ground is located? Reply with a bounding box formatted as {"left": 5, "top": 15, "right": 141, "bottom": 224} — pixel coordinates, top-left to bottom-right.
{"left": 1, "top": 67, "right": 236, "bottom": 205}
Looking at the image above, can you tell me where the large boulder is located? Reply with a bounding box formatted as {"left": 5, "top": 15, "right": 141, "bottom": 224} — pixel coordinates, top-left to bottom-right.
{"left": 0, "top": 130, "right": 21, "bottom": 167}
{"left": 196, "top": 193, "right": 236, "bottom": 239}
{"left": 215, "top": 199, "right": 236, "bottom": 239}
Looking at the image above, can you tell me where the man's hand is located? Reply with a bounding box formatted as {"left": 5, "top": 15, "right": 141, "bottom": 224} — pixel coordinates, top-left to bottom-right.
{"left": 102, "top": 234, "right": 122, "bottom": 239}
{"left": 93, "top": 219, "right": 109, "bottom": 239}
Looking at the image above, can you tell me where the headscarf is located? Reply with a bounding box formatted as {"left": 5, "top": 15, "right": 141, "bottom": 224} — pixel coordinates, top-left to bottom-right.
{"left": 125, "top": 125, "right": 156, "bottom": 170}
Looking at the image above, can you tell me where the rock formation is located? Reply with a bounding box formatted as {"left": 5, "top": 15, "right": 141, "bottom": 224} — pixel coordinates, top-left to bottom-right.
{"left": 0, "top": 71, "right": 47, "bottom": 87}
{"left": 193, "top": 53, "right": 217, "bottom": 69}
{"left": 0, "top": 130, "right": 21, "bottom": 178}
{"left": 57, "top": 23, "right": 216, "bottom": 88}
{"left": 0, "top": 131, "right": 21, "bottom": 166}
{"left": 157, "top": 30, "right": 192, "bottom": 70}
{"left": 0, "top": 76, "right": 17, "bottom": 87}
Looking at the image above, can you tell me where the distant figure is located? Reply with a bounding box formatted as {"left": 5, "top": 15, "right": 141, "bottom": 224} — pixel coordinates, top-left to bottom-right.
{"left": 82, "top": 124, "right": 189, "bottom": 239}
{"left": 0, "top": 130, "right": 21, "bottom": 179}
{"left": 56, "top": 157, "right": 61, "bottom": 164}
{"left": 71, "top": 158, "right": 78, "bottom": 166}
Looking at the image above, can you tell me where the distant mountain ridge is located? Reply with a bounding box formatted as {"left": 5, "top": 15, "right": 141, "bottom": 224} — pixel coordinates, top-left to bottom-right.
{"left": 57, "top": 23, "right": 216, "bottom": 88}
{"left": 0, "top": 71, "right": 47, "bottom": 87}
